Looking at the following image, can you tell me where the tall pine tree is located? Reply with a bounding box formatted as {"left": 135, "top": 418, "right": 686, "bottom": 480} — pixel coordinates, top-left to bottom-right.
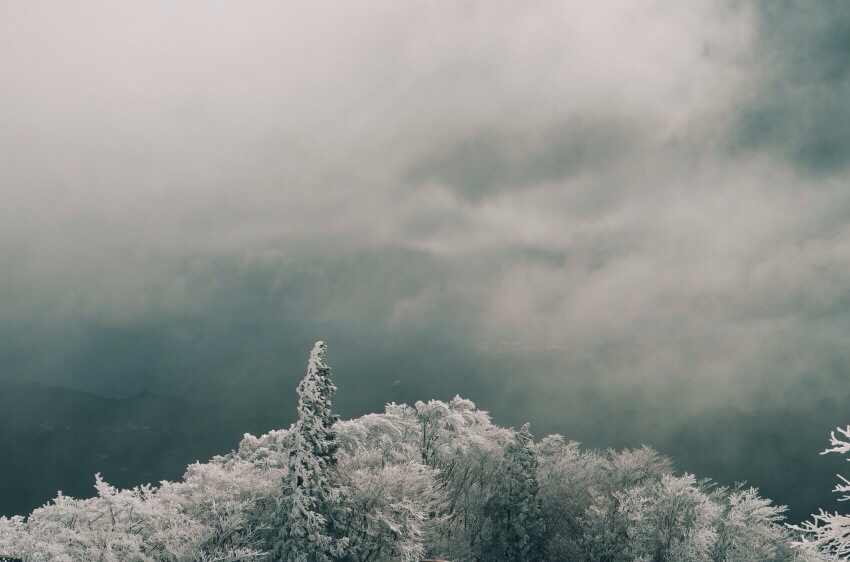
{"left": 480, "top": 423, "right": 545, "bottom": 562}
{"left": 273, "top": 341, "right": 348, "bottom": 562}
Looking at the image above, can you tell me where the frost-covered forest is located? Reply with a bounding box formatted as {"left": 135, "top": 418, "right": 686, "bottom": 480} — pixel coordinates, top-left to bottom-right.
{"left": 1, "top": 342, "right": 847, "bottom": 561}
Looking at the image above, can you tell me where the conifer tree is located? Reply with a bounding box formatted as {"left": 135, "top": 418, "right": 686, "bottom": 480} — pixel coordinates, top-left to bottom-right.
{"left": 273, "top": 341, "right": 348, "bottom": 562}
{"left": 480, "top": 423, "right": 545, "bottom": 562}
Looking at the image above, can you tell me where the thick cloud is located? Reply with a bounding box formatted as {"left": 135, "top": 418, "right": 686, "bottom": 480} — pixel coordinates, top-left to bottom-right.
{"left": 1, "top": 0, "right": 849, "bottom": 418}
{"left": 733, "top": 1, "right": 850, "bottom": 174}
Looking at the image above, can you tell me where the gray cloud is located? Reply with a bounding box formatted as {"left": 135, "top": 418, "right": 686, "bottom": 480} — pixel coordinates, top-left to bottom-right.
{"left": 405, "top": 119, "right": 639, "bottom": 202}
{"left": 733, "top": 0, "right": 850, "bottom": 174}
{"left": 2, "top": 0, "right": 850, "bottom": 425}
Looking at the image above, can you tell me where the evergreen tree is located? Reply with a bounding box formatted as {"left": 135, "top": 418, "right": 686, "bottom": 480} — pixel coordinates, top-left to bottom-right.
{"left": 480, "top": 423, "right": 545, "bottom": 562}
{"left": 273, "top": 341, "right": 348, "bottom": 562}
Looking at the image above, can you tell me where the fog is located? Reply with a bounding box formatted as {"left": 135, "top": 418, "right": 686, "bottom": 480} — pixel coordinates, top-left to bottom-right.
{"left": 3, "top": 3, "right": 850, "bottom": 517}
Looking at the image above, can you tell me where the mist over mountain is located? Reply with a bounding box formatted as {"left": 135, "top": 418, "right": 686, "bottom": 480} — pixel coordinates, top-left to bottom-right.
{"left": 3, "top": 1, "right": 850, "bottom": 554}
{"left": 3, "top": 333, "right": 848, "bottom": 523}
{"left": 2, "top": 343, "right": 843, "bottom": 561}
{"left": 0, "top": 382, "right": 289, "bottom": 518}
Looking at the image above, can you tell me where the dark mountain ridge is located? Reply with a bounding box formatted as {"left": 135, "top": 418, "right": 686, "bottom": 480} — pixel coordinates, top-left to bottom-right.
{"left": 0, "top": 382, "right": 289, "bottom": 518}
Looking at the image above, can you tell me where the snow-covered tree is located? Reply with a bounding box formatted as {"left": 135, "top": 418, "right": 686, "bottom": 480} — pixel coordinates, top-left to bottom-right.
{"left": 272, "top": 341, "right": 349, "bottom": 562}
{"left": 536, "top": 435, "right": 606, "bottom": 560}
{"left": 0, "top": 341, "right": 822, "bottom": 562}
{"left": 9, "top": 475, "right": 204, "bottom": 562}
{"left": 711, "top": 486, "right": 801, "bottom": 562}
{"left": 413, "top": 397, "right": 511, "bottom": 560}
{"left": 334, "top": 404, "right": 441, "bottom": 562}
{"left": 178, "top": 457, "right": 282, "bottom": 560}
{"left": 578, "top": 447, "right": 673, "bottom": 562}
{"left": 791, "top": 424, "right": 850, "bottom": 559}
{"left": 617, "top": 473, "right": 721, "bottom": 562}
{"left": 479, "top": 423, "right": 545, "bottom": 562}
{"left": 0, "top": 516, "right": 25, "bottom": 558}
{"left": 338, "top": 449, "right": 438, "bottom": 562}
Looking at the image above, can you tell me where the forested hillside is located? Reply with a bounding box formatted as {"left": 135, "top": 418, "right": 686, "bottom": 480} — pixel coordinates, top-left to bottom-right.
{"left": 0, "top": 343, "right": 842, "bottom": 561}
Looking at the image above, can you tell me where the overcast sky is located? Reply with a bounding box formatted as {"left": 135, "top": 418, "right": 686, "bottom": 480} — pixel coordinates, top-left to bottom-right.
{"left": 2, "top": 1, "right": 850, "bottom": 403}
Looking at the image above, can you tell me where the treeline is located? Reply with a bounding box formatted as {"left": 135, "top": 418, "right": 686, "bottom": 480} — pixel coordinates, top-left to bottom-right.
{"left": 0, "top": 342, "right": 840, "bottom": 561}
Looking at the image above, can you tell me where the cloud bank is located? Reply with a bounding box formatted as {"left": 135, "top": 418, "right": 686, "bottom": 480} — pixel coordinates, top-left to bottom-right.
{"left": 2, "top": 1, "right": 850, "bottom": 411}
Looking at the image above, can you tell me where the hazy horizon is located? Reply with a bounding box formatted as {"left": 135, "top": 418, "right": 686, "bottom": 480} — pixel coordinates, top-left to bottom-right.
{"left": 3, "top": 0, "right": 850, "bottom": 528}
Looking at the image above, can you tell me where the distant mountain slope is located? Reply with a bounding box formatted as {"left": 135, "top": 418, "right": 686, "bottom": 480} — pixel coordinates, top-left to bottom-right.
{"left": 0, "top": 383, "right": 290, "bottom": 517}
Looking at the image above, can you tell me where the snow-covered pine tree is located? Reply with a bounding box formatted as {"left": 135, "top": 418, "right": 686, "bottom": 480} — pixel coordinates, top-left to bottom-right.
{"left": 273, "top": 341, "right": 349, "bottom": 562}
{"left": 480, "top": 423, "right": 545, "bottom": 562}
{"left": 507, "top": 423, "right": 546, "bottom": 561}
